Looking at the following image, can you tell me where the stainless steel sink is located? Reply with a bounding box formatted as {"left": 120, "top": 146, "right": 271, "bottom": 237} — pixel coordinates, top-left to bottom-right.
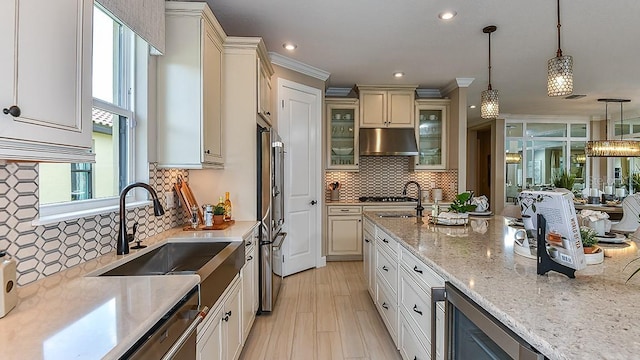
{"left": 377, "top": 212, "right": 417, "bottom": 218}
{"left": 97, "top": 241, "right": 245, "bottom": 309}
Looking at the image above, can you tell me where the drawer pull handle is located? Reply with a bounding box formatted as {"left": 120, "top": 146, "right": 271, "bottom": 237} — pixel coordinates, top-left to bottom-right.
{"left": 382, "top": 302, "right": 389, "bottom": 310}
{"left": 382, "top": 238, "right": 389, "bottom": 243}
{"left": 382, "top": 265, "right": 389, "bottom": 272}
{"left": 246, "top": 241, "right": 252, "bottom": 246}
{"left": 414, "top": 357, "right": 417, "bottom": 360}
{"left": 413, "top": 305, "right": 423, "bottom": 316}
{"left": 365, "top": 238, "right": 370, "bottom": 243}
{"left": 247, "top": 255, "right": 253, "bottom": 261}
{"left": 223, "top": 311, "right": 232, "bottom": 322}
{"left": 413, "top": 265, "right": 423, "bottom": 274}
{"left": 340, "top": 209, "right": 349, "bottom": 212}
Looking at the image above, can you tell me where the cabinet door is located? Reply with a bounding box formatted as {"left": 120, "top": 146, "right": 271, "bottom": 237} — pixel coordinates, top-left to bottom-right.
{"left": 326, "top": 100, "right": 359, "bottom": 170}
{"left": 241, "top": 245, "right": 256, "bottom": 341}
{"left": 224, "top": 282, "right": 243, "bottom": 360}
{"left": 202, "top": 21, "right": 223, "bottom": 164}
{"left": 387, "top": 91, "right": 415, "bottom": 128}
{"left": 0, "top": 0, "right": 93, "bottom": 161}
{"left": 258, "top": 59, "right": 273, "bottom": 124}
{"left": 412, "top": 101, "right": 449, "bottom": 170}
{"left": 363, "top": 228, "right": 376, "bottom": 299}
{"left": 327, "top": 215, "right": 363, "bottom": 255}
{"left": 197, "top": 306, "right": 224, "bottom": 360}
{"left": 360, "top": 91, "right": 387, "bottom": 127}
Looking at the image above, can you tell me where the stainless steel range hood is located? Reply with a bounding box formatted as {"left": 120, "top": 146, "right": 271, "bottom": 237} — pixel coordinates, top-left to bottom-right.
{"left": 359, "top": 128, "right": 418, "bottom": 156}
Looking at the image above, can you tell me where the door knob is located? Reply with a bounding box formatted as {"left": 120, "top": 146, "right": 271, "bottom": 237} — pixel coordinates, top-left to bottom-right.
{"left": 2, "top": 105, "right": 20, "bottom": 117}
{"left": 310, "top": 200, "right": 317, "bottom": 205}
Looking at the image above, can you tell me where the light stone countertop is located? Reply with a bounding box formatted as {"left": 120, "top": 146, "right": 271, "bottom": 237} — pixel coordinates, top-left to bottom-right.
{"left": 0, "top": 221, "right": 259, "bottom": 360}
{"left": 364, "top": 212, "right": 640, "bottom": 360}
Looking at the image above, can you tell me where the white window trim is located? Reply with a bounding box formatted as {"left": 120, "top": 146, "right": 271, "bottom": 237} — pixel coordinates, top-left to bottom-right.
{"left": 34, "top": 18, "right": 153, "bottom": 226}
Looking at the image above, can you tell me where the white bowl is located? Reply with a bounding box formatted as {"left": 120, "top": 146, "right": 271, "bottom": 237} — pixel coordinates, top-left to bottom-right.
{"left": 332, "top": 147, "right": 353, "bottom": 155}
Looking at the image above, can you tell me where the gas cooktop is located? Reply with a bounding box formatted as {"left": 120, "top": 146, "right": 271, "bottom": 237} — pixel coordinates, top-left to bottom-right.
{"left": 358, "top": 196, "right": 418, "bottom": 202}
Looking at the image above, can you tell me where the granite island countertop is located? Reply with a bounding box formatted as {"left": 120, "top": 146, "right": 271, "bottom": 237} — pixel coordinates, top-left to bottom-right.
{"left": 364, "top": 212, "right": 640, "bottom": 360}
{"left": 0, "top": 221, "right": 258, "bottom": 360}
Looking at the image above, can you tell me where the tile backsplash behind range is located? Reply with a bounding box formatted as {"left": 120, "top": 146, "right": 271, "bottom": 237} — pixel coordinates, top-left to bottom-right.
{"left": 0, "top": 162, "right": 188, "bottom": 286}
{"left": 324, "top": 157, "right": 458, "bottom": 201}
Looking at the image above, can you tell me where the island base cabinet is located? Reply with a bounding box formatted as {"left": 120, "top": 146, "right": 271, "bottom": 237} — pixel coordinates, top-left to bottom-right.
{"left": 400, "top": 313, "right": 430, "bottom": 360}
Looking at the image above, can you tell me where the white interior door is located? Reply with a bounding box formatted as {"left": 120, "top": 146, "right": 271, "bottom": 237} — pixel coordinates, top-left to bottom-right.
{"left": 277, "top": 78, "right": 323, "bottom": 276}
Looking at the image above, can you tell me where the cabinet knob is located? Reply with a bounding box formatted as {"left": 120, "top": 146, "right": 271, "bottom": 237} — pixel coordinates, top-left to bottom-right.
{"left": 204, "top": 150, "right": 211, "bottom": 154}
{"left": 266, "top": 111, "right": 271, "bottom": 116}
{"left": 310, "top": 200, "right": 317, "bottom": 205}
{"left": 223, "top": 310, "right": 232, "bottom": 322}
{"left": 2, "top": 105, "right": 20, "bottom": 117}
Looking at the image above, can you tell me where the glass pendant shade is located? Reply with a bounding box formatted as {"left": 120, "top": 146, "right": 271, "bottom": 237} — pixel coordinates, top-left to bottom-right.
{"left": 585, "top": 140, "right": 640, "bottom": 157}
{"left": 505, "top": 152, "right": 521, "bottom": 164}
{"left": 547, "top": 55, "right": 573, "bottom": 97}
{"left": 481, "top": 89, "right": 499, "bottom": 119}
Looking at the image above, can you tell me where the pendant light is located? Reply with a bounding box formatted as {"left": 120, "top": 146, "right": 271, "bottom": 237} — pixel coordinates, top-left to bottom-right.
{"left": 547, "top": 0, "right": 573, "bottom": 97}
{"left": 481, "top": 25, "right": 499, "bottom": 119}
{"left": 505, "top": 152, "right": 522, "bottom": 164}
{"left": 586, "top": 99, "right": 640, "bottom": 157}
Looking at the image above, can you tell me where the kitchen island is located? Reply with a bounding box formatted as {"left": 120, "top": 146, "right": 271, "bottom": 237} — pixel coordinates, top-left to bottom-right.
{"left": 0, "top": 222, "right": 258, "bottom": 360}
{"left": 365, "top": 212, "right": 640, "bottom": 360}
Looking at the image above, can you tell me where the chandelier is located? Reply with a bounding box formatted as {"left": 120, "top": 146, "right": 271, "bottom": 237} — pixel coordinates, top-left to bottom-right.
{"left": 586, "top": 99, "right": 640, "bottom": 157}
{"left": 481, "top": 25, "right": 499, "bottom": 119}
{"left": 547, "top": 0, "right": 573, "bottom": 97}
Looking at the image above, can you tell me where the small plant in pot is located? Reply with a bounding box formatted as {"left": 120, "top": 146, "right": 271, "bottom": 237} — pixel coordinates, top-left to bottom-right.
{"left": 213, "top": 205, "right": 226, "bottom": 225}
{"left": 449, "top": 192, "right": 477, "bottom": 213}
{"left": 580, "top": 226, "right": 599, "bottom": 254}
{"left": 552, "top": 169, "right": 576, "bottom": 191}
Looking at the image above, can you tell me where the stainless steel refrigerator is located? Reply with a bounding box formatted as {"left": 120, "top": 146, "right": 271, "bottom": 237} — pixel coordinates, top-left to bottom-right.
{"left": 257, "top": 123, "right": 286, "bottom": 312}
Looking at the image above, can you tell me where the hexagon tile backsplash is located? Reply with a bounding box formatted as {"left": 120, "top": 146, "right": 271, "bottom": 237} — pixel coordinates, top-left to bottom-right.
{"left": 0, "top": 162, "right": 188, "bottom": 286}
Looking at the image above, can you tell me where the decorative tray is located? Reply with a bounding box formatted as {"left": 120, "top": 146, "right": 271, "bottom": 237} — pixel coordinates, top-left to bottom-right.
{"left": 183, "top": 220, "right": 235, "bottom": 231}
{"left": 429, "top": 215, "right": 469, "bottom": 226}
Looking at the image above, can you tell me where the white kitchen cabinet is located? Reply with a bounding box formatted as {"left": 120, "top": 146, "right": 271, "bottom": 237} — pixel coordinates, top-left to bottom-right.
{"left": 157, "top": 2, "right": 225, "bottom": 169}
{"left": 358, "top": 86, "right": 416, "bottom": 128}
{"left": 327, "top": 205, "right": 362, "bottom": 258}
{"left": 399, "top": 312, "right": 430, "bottom": 360}
{"left": 224, "top": 279, "right": 243, "bottom": 360}
{"left": 197, "top": 306, "right": 224, "bottom": 360}
{"left": 0, "top": 0, "right": 93, "bottom": 162}
{"left": 257, "top": 55, "right": 274, "bottom": 124}
{"left": 363, "top": 218, "right": 376, "bottom": 299}
{"left": 326, "top": 98, "right": 359, "bottom": 170}
{"left": 241, "top": 234, "right": 258, "bottom": 341}
{"left": 411, "top": 100, "right": 450, "bottom": 170}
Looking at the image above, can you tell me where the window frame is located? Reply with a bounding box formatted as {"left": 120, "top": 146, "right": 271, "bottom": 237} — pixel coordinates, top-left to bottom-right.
{"left": 34, "top": 6, "right": 151, "bottom": 226}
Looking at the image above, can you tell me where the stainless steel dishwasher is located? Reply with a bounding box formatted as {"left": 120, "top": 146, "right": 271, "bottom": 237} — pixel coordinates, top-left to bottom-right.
{"left": 122, "top": 286, "right": 208, "bottom": 360}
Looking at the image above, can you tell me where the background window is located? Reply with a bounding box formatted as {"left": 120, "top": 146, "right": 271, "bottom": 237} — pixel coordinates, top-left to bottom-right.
{"left": 39, "top": 5, "right": 133, "bottom": 206}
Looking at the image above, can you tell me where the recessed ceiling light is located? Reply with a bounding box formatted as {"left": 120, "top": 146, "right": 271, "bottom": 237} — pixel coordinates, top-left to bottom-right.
{"left": 283, "top": 43, "right": 297, "bottom": 51}
{"left": 393, "top": 72, "right": 405, "bottom": 78}
{"left": 438, "top": 11, "right": 457, "bottom": 20}
{"left": 469, "top": 105, "right": 477, "bottom": 109}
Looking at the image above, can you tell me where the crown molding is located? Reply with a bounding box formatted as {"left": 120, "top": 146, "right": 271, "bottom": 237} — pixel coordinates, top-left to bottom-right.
{"left": 441, "top": 77, "right": 475, "bottom": 96}
{"left": 268, "top": 52, "right": 331, "bottom": 81}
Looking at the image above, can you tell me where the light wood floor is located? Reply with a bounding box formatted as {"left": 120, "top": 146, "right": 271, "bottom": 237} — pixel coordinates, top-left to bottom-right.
{"left": 239, "top": 261, "right": 402, "bottom": 360}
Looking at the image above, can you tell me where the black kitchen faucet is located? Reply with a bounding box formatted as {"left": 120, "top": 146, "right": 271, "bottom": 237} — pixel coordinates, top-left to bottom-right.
{"left": 402, "top": 181, "right": 424, "bottom": 218}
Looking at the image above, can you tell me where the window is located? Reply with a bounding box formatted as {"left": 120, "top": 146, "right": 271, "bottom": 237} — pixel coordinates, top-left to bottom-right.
{"left": 37, "top": 5, "right": 141, "bottom": 222}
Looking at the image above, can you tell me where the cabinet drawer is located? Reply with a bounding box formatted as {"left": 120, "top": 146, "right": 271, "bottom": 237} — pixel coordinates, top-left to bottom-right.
{"left": 376, "top": 229, "right": 398, "bottom": 257}
{"left": 399, "top": 313, "right": 430, "bottom": 360}
{"left": 376, "top": 278, "right": 398, "bottom": 346}
{"left": 363, "top": 218, "right": 375, "bottom": 235}
{"left": 376, "top": 246, "right": 397, "bottom": 293}
{"left": 400, "top": 247, "right": 444, "bottom": 289}
{"left": 399, "top": 267, "right": 431, "bottom": 348}
{"left": 328, "top": 206, "right": 362, "bottom": 215}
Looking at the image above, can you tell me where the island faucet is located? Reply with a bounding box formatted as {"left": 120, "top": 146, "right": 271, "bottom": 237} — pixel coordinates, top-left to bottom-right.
{"left": 402, "top": 181, "right": 424, "bottom": 218}
{"left": 118, "top": 182, "right": 165, "bottom": 255}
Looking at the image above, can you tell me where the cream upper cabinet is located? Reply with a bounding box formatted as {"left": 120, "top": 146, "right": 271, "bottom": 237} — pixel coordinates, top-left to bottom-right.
{"left": 411, "top": 99, "right": 450, "bottom": 170}
{"left": 0, "top": 0, "right": 93, "bottom": 162}
{"left": 358, "top": 85, "right": 417, "bottom": 128}
{"left": 257, "top": 55, "right": 274, "bottom": 124}
{"left": 326, "top": 98, "right": 359, "bottom": 170}
{"left": 157, "top": 2, "right": 225, "bottom": 169}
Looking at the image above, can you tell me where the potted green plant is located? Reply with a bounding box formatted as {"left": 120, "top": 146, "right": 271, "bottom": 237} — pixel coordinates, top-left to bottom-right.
{"left": 448, "top": 192, "right": 477, "bottom": 213}
{"left": 213, "top": 205, "right": 226, "bottom": 225}
{"left": 552, "top": 169, "right": 576, "bottom": 190}
{"left": 580, "top": 226, "right": 599, "bottom": 253}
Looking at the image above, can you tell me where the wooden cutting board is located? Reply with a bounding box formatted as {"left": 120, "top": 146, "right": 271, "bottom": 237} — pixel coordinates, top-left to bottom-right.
{"left": 175, "top": 175, "right": 204, "bottom": 225}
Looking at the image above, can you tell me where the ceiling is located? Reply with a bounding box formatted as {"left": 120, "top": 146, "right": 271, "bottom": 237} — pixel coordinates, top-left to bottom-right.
{"left": 204, "top": 0, "right": 640, "bottom": 126}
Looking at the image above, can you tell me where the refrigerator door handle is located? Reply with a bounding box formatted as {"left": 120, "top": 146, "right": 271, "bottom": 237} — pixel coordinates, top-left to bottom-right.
{"left": 272, "top": 232, "right": 287, "bottom": 251}
{"left": 259, "top": 222, "right": 273, "bottom": 246}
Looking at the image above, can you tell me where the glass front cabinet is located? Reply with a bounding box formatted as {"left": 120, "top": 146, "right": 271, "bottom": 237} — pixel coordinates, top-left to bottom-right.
{"left": 326, "top": 98, "right": 359, "bottom": 170}
{"left": 411, "top": 100, "right": 449, "bottom": 170}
